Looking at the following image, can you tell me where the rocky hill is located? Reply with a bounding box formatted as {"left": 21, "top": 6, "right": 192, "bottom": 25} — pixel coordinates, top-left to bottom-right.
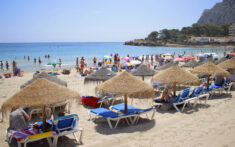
{"left": 197, "top": 0, "right": 235, "bottom": 26}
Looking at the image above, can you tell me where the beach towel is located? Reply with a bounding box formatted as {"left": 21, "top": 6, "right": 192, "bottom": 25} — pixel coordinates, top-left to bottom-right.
{"left": 81, "top": 96, "right": 100, "bottom": 108}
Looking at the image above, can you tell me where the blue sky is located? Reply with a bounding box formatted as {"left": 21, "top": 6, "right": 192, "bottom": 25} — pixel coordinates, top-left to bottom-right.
{"left": 0, "top": 0, "right": 222, "bottom": 42}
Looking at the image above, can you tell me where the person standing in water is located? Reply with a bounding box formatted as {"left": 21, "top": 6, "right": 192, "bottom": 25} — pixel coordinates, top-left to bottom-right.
{"left": 6, "top": 61, "right": 9, "bottom": 70}
{"left": 27, "top": 56, "right": 30, "bottom": 61}
{"left": 12, "top": 60, "right": 17, "bottom": 74}
{"left": 93, "top": 57, "right": 97, "bottom": 66}
{"left": 38, "top": 57, "right": 42, "bottom": 65}
{"left": 34, "top": 58, "right": 37, "bottom": 64}
{"left": 59, "top": 58, "right": 62, "bottom": 69}
{"left": 0, "top": 61, "right": 3, "bottom": 70}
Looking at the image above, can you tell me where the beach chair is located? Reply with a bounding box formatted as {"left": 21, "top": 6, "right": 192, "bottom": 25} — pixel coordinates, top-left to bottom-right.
{"left": 110, "top": 103, "right": 156, "bottom": 124}
{"left": 88, "top": 108, "right": 137, "bottom": 129}
{"left": 183, "top": 86, "right": 208, "bottom": 108}
{"left": 6, "top": 128, "right": 55, "bottom": 147}
{"left": 52, "top": 114, "right": 83, "bottom": 147}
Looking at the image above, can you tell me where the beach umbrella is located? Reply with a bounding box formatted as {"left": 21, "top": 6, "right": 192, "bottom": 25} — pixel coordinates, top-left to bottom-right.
{"left": 131, "top": 56, "right": 139, "bottom": 59}
{"left": 213, "top": 54, "right": 220, "bottom": 58}
{"left": 218, "top": 58, "right": 235, "bottom": 70}
{"left": 164, "top": 56, "right": 173, "bottom": 60}
{"left": 1, "top": 78, "right": 80, "bottom": 131}
{"left": 181, "top": 60, "right": 200, "bottom": 68}
{"left": 184, "top": 56, "right": 195, "bottom": 60}
{"left": 131, "top": 64, "right": 156, "bottom": 80}
{"left": 152, "top": 65, "right": 200, "bottom": 96}
{"left": 20, "top": 71, "right": 67, "bottom": 89}
{"left": 84, "top": 67, "right": 116, "bottom": 84}
{"left": 197, "top": 53, "right": 206, "bottom": 57}
{"left": 121, "top": 62, "right": 132, "bottom": 67}
{"left": 103, "top": 55, "right": 112, "bottom": 59}
{"left": 190, "top": 62, "right": 229, "bottom": 90}
{"left": 163, "top": 53, "right": 172, "bottom": 56}
{"left": 215, "top": 57, "right": 227, "bottom": 65}
{"left": 155, "top": 62, "right": 175, "bottom": 70}
{"left": 48, "top": 61, "right": 61, "bottom": 68}
{"left": 121, "top": 57, "right": 131, "bottom": 61}
{"left": 130, "top": 60, "right": 141, "bottom": 66}
{"left": 96, "top": 72, "right": 154, "bottom": 113}
{"left": 174, "top": 58, "right": 184, "bottom": 62}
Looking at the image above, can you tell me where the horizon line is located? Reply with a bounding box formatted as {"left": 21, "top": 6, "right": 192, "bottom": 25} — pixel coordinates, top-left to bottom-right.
{"left": 0, "top": 41, "right": 124, "bottom": 44}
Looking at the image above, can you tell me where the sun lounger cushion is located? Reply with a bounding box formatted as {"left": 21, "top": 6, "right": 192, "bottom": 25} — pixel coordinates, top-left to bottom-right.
{"left": 111, "top": 103, "right": 143, "bottom": 114}
{"left": 90, "top": 108, "right": 119, "bottom": 118}
{"left": 81, "top": 96, "right": 101, "bottom": 108}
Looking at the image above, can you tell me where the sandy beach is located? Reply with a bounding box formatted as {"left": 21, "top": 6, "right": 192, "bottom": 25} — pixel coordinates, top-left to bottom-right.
{"left": 0, "top": 68, "right": 235, "bottom": 147}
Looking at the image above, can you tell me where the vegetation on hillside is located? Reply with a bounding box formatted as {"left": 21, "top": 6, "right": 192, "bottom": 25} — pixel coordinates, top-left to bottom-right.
{"left": 145, "top": 23, "right": 232, "bottom": 43}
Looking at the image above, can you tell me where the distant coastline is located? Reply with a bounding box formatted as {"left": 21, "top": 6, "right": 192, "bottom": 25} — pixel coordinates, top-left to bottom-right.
{"left": 124, "top": 40, "right": 235, "bottom": 49}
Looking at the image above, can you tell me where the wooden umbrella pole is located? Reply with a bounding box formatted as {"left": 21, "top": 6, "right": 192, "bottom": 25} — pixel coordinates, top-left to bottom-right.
{"left": 207, "top": 75, "right": 210, "bottom": 90}
{"left": 173, "top": 83, "right": 176, "bottom": 97}
{"left": 42, "top": 105, "right": 47, "bottom": 132}
{"left": 142, "top": 76, "right": 144, "bottom": 81}
{"left": 124, "top": 94, "right": 128, "bottom": 113}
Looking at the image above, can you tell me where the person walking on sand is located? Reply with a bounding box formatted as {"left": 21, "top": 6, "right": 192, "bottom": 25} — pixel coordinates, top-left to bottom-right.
{"left": 6, "top": 61, "right": 9, "bottom": 70}
{"left": 59, "top": 58, "right": 62, "bottom": 69}
{"left": 38, "top": 57, "right": 42, "bottom": 65}
{"left": 27, "top": 56, "right": 30, "bottom": 61}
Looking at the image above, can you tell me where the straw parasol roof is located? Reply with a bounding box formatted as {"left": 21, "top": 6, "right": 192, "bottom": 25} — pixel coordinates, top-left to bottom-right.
{"left": 152, "top": 65, "right": 200, "bottom": 85}
{"left": 131, "top": 64, "right": 155, "bottom": 80}
{"left": 155, "top": 62, "right": 175, "bottom": 70}
{"left": 181, "top": 60, "right": 200, "bottom": 68}
{"left": 96, "top": 71, "right": 154, "bottom": 98}
{"left": 96, "top": 71, "right": 154, "bottom": 113}
{"left": 2, "top": 78, "right": 80, "bottom": 111}
{"left": 191, "top": 62, "right": 230, "bottom": 77}
{"left": 84, "top": 67, "right": 116, "bottom": 84}
{"left": 20, "top": 72, "right": 67, "bottom": 89}
{"left": 152, "top": 65, "right": 200, "bottom": 96}
{"left": 217, "top": 58, "right": 235, "bottom": 70}
{"left": 215, "top": 57, "right": 227, "bottom": 65}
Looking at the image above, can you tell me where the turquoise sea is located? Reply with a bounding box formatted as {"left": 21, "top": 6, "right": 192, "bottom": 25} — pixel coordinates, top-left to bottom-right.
{"left": 0, "top": 42, "right": 233, "bottom": 71}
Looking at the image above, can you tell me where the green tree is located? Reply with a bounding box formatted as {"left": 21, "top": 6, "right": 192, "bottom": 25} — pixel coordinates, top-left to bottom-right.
{"left": 146, "top": 31, "right": 159, "bottom": 41}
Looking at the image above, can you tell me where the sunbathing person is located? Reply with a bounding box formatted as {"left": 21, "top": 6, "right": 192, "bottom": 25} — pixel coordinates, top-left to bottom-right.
{"left": 9, "top": 108, "right": 30, "bottom": 131}
{"left": 155, "top": 85, "right": 175, "bottom": 103}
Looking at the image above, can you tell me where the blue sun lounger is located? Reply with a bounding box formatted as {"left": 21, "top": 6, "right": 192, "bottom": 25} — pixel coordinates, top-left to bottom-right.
{"left": 88, "top": 108, "right": 137, "bottom": 129}
{"left": 110, "top": 103, "right": 156, "bottom": 124}
{"left": 52, "top": 114, "right": 83, "bottom": 147}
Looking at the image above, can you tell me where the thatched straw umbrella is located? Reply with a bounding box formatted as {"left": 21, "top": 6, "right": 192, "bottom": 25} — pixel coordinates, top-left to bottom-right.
{"left": 181, "top": 60, "right": 200, "bottom": 68}
{"left": 218, "top": 58, "right": 235, "bottom": 70}
{"left": 96, "top": 71, "right": 154, "bottom": 113}
{"left": 131, "top": 64, "right": 155, "bottom": 80}
{"left": 20, "top": 71, "right": 67, "bottom": 89}
{"left": 152, "top": 65, "right": 200, "bottom": 96}
{"left": 215, "top": 57, "right": 227, "bottom": 65}
{"left": 191, "top": 62, "right": 229, "bottom": 90}
{"left": 155, "top": 62, "right": 175, "bottom": 70}
{"left": 2, "top": 78, "right": 80, "bottom": 131}
{"left": 84, "top": 67, "right": 116, "bottom": 84}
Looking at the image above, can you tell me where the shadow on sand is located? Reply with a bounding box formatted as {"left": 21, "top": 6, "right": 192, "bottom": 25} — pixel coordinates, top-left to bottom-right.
{"left": 93, "top": 117, "right": 155, "bottom": 135}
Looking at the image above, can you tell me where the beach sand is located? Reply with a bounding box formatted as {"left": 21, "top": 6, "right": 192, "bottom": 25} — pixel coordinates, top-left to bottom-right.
{"left": 0, "top": 69, "right": 235, "bottom": 147}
